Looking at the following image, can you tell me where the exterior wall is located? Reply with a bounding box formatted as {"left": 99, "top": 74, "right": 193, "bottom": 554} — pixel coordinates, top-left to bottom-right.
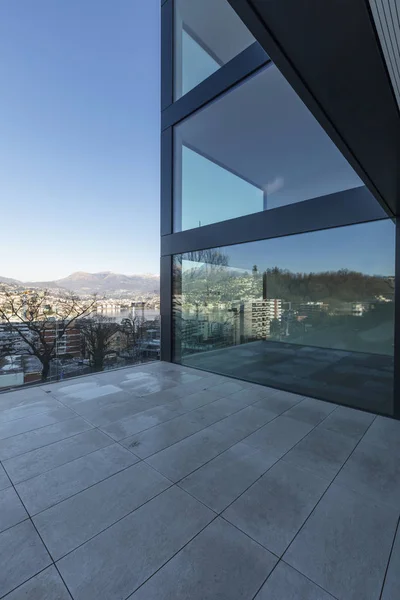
{"left": 161, "top": 0, "right": 398, "bottom": 419}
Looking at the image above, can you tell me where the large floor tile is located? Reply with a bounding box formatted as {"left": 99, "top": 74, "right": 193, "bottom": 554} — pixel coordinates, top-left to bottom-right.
{"left": 0, "top": 405, "right": 74, "bottom": 441}
{"left": 224, "top": 460, "right": 329, "bottom": 556}
{"left": 71, "top": 393, "right": 150, "bottom": 426}
{"left": 3, "top": 428, "right": 112, "bottom": 484}
{"left": 0, "top": 398, "right": 64, "bottom": 425}
{"left": 335, "top": 438, "right": 400, "bottom": 509}
{"left": 0, "top": 487, "right": 27, "bottom": 533}
{"left": 0, "top": 388, "right": 51, "bottom": 412}
{"left": 115, "top": 371, "right": 178, "bottom": 396}
{"left": 362, "top": 415, "right": 400, "bottom": 453}
{"left": 320, "top": 405, "right": 375, "bottom": 440}
{"left": 0, "top": 416, "right": 93, "bottom": 461}
{"left": 255, "top": 561, "right": 335, "bottom": 599}
{"left": 57, "top": 486, "right": 214, "bottom": 600}
{"left": 284, "top": 484, "right": 399, "bottom": 600}
{"left": 66, "top": 388, "right": 137, "bottom": 410}
{"left": 100, "top": 405, "right": 180, "bottom": 441}
{"left": 16, "top": 443, "right": 137, "bottom": 515}
{"left": 382, "top": 525, "right": 400, "bottom": 600}
{"left": 43, "top": 376, "right": 100, "bottom": 395}
{"left": 158, "top": 370, "right": 203, "bottom": 385}
{"left": 34, "top": 461, "right": 171, "bottom": 560}
{"left": 131, "top": 517, "right": 277, "bottom": 600}
{"left": 230, "top": 384, "right": 278, "bottom": 404}
{"left": 0, "top": 521, "right": 51, "bottom": 597}
{"left": 53, "top": 382, "right": 124, "bottom": 403}
{"left": 252, "top": 390, "right": 304, "bottom": 415}
{"left": 210, "top": 406, "right": 277, "bottom": 441}
{"left": 244, "top": 416, "right": 313, "bottom": 458}
{"left": 120, "top": 413, "right": 205, "bottom": 459}
{"left": 206, "top": 380, "right": 248, "bottom": 396}
{"left": 180, "top": 442, "right": 279, "bottom": 513}
{"left": 170, "top": 387, "right": 228, "bottom": 412}
{"left": 0, "top": 463, "right": 10, "bottom": 490}
{"left": 143, "top": 376, "right": 223, "bottom": 403}
{"left": 284, "top": 398, "right": 337, "bottom": 426}
{"left": 146, "top": 426, "right": 235, "bottom": 482}
{"left": 188, "top": 394, "right": 251, "bottom": 428}
{"left": 284, "top": 426, "right": 357, "bottom": 481}
{"left": 4, "top": 566, "right": 71, "bottom": 600}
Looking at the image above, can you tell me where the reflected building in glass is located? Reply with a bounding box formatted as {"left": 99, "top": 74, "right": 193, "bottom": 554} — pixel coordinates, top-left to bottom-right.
{"left": 161, "top": 0, "right": 399, "bottom": 418}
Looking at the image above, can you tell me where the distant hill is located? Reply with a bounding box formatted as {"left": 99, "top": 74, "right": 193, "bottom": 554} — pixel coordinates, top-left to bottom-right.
{"left": 0, "top": 271, "right": 160, "bottom": 294}
{"left": 0, "top": 276, "right": 23, "bottom": 286}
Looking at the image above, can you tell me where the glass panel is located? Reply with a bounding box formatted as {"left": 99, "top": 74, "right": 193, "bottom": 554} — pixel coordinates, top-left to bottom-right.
{"left": 174, "top": 0, "right": 255, "bottom": 100}
{"left": 173, "top": 64, "right": 366, "bottom": 232}
{"left": 173, "top": 220, "right": 395, "bottom": 415}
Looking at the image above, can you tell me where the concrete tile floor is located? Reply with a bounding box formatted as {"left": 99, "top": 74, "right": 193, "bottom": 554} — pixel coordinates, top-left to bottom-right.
{"left": 0, "top": 361, "right": 399, "bottom": 600}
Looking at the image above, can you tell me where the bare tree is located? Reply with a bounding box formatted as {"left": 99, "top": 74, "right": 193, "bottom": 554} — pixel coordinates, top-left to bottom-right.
{"left": 0, "top": 287, "right": 98, "bottom": 380}
{"left": 185, "top": 249, "right": 229, "bottom": 267}
{"left": 120, "top": 316, "right": 140, "bottom": 359}
{"left": 80, "top": 316, "right": 120, "bottom": 372}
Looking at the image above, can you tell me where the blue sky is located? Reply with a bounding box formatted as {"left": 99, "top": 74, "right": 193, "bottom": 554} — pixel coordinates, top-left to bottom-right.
{"left": 0, "top": 1, "right": 160, "bottom": 281}
{"left": 224, "top": 220, "right": 396, "bottom": 276}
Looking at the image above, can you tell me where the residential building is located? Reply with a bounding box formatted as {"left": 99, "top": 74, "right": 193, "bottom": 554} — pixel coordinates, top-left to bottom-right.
{"left": 42, "top": 323, "right": 81, "bottom": 358}
{"left": 243, "top": 298, "right": 282, "bottom": 340}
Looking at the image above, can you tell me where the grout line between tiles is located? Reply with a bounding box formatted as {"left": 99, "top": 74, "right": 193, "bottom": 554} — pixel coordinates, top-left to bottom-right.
{"left": 150, "top": 396, "right": 335, "bottom": 490}
{"left": 15, "top": 458, "right": 144, "bottom": 520}
{"left": 0, "top": 515, "right": 30, "bottom": 538}
{"left": 379, "top": 513, "right": 399, "bottom": 600}
{"left": 47, "top": 481, "right": 174, "bottom": 563}
{"left": 123, "top": 514, "right": 220, "bottom": 600}
{"left": 0, "top": 426, "right": 110, "bottom": 481}
{"left": 0, "top": 564, "right": 73, "bottom": 600}
{"left": 0, "top": 479, "right": 65, "bottom": 599}
{"left": 0, "top": 412, "right": 79, "bottom": 444}
{"left": 273, "top": 414, "right": 379, "bottom": 587}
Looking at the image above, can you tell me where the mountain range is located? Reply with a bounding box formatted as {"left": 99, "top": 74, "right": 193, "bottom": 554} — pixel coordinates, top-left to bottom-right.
{"left": 0, "top": 272, "right": 160, "bottom": 295}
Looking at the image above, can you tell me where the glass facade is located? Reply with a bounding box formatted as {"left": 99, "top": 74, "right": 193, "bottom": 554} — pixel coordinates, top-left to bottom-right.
{"left": 163, "top": 0, "right": 398, "bottom": 418}
{"left": 174, "top": 0, "right": 255, "bottom": 100}
{"left": 173, "top": 64, "right": 365, "bottom": 232}
{"left": 173, "top": 220, "right": 395, "bottom": 414}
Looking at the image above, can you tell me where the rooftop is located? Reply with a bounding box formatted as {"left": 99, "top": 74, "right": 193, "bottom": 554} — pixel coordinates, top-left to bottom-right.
{"left": 0, "top": 362, "right": 399, "bottom": 599}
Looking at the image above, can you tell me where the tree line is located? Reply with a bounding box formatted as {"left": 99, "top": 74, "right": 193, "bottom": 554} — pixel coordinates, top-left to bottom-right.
{"left": 177, "top": 265, "right": 394, "bottom": 306}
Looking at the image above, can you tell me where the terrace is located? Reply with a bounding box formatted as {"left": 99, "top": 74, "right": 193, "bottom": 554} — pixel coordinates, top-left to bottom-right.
{"left": 0, "top": 361, "right": 399, "bottom": 600}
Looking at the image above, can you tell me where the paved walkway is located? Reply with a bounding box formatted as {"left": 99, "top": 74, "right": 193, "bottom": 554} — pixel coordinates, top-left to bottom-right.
{"left": 0, "top": 362, "right": 399, "bottom": 599}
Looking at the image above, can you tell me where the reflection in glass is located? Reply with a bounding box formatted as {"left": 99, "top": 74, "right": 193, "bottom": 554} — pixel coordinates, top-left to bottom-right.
{"left": 174, "top": 0, "right": 255, "bottom": 100}
{"left": 174, "top": 64, "right": 368, "bottom": 232}
{"left": 173, "top": 220, "right": 395, "bottom": 414}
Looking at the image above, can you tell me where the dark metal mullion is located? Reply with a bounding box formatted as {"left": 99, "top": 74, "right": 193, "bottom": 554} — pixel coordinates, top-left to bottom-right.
{"left": 160, "top": 255, "right": 172, "bottom": 362}
{"left": 161, "top": 0, "right": 173, "bottom": 111}
{"left": 160, "top": 128, "right": 173, "bottom": 236}
{"left": 162, "top": 42, "right": 270, "bottom": 131}
{"left": 393, "top": 218, "right": 400, "bottom": 419}
{"left": 161, "top": 187, "right": 388, "bottom": 257}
